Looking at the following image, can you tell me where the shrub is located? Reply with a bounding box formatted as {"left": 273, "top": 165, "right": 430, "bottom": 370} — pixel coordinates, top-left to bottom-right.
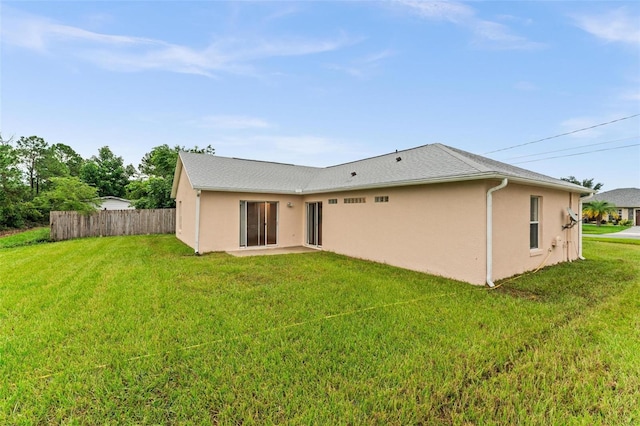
{"left": 619, "top": 219, "right": 634, "bottom": 226}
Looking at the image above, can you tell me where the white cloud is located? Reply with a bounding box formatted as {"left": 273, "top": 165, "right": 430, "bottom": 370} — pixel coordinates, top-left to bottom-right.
{"left": 573, "top": 7, "right": 640, "bottom": 46}
{"left": 396, "top": 0, "right": 474, "bottom": 24}
{"left": 326, "top": 49, "right": 394, "bottom": 78}
{"left": 1, "top": 6, "right": 356, "bottom": 77}
{"left": 395, "top": 0, "right": 543, "bottom": 50}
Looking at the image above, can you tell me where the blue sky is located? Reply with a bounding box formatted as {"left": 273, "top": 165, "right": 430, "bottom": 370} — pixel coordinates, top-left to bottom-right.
{"left": 2, "top": 1, "right": 639, "bottom": 190}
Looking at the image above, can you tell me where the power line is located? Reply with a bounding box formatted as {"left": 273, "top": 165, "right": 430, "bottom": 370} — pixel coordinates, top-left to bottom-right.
{"left": 512, "top": 143, "right": 640, "bottom": 164}
{"left": 503, "top": 136, "right": 639, "bottom": 160}
{"left": 484, "top": 113, "right": 640, "bottom": 155}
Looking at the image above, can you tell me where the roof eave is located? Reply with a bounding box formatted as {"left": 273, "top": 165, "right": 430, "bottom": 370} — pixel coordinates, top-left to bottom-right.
{"left": 186, "top": 173, "right": 593, "bottom": 196}
{"left": 191, "top": 186, "right": 302, "bottom": 195}
{"left": 303, "top": 173, "right": 592, "bottom": 195}
{"left": 170, "top": 157, "right": 182, "bottom": 198}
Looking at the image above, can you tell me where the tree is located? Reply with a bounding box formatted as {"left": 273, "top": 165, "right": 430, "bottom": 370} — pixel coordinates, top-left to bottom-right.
{"left": 34, "top": 177, "right": 100, "bottom": 215}
{"left": 0, "top": 136, "right": 33, "bottom": 228}
{"left": 128, "top": 144, "right": 214, "bottom": 209}
{"left": 127, "top": 177, "right": 174, "bottom": 209}
{"left": 561, "top": 176, "right": 604, "bottom": 193}
{"left": 583, "top": 200, "right": 618, "bottom": 226}
{"left": 139, "top": 144, "right": 179, "bottom": 178}
{"left": 80, "top": 146, "right": 134, "bottom": 197}
{"left": 50, "top": 143, "right": 84, "bottom": 177}
{"left": 16, "top": 135, "right": 48, "bottom": 196}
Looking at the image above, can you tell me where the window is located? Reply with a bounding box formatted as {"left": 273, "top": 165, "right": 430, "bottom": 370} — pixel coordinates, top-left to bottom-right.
{"left": 328, "top": 199, "right": 338, "bottom": 204}
{"left": 530, "top": 196, "right": 540, "bottom": 249}
{"left": 375, "top": 196, "right": 389, "bottom": 203}
{"left": 344, "top": 197, "right": 366, "bottom": 204}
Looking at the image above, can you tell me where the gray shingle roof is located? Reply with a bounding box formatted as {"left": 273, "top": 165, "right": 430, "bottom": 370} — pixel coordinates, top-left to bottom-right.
{"left": 174, "top": 143, "right": 590, "bottom": 195}
{"left": 590, "top": 188, "right": 640, "bottom": 207}
{"left": 178, "top": 153, "right": 318, "bottom": 193}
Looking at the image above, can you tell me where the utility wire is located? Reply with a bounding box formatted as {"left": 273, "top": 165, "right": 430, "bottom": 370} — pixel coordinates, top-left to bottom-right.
{"left": 503, "top": 135, "right": 639, "bottom": 160}
{"left": 484, "top": 113, "right": 640, "bottom": 155}
{"left": 512, "top": 143, "right": 640, "bottom": 164}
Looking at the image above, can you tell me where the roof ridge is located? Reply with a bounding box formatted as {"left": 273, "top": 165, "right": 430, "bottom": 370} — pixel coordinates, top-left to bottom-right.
{"left": 180, "top": 151, "right": 320, "bottom": 169}
{"left": 324, "top": 143, "right": 434, "bottom": 169}
{"left": 433, "top": 143, "right": 491, "bottom": 173}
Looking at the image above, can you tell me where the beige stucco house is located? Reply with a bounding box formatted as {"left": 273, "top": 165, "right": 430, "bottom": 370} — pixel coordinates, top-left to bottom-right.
{"left": 588, "top": 188, "right": 640, "bottom": 225}
{"left": 171, "top": 143, "right": 593, "bottom": 286}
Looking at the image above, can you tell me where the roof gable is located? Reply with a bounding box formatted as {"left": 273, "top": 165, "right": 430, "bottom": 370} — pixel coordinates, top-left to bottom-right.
{"left": 173, "top": 143, "right": 590, "bottom": 195}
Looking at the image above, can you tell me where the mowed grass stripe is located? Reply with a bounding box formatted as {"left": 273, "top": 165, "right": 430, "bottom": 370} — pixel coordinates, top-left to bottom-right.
{"left": 32, "top": 290, "right": 459, "bottom": 381}
{"left": 1, "top": 235, "right": 638, "bottom": 423}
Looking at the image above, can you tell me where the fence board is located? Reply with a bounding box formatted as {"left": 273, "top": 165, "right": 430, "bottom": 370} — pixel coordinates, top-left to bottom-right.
{"left": 50, "top": 209, "right": 175, "bottom": 241}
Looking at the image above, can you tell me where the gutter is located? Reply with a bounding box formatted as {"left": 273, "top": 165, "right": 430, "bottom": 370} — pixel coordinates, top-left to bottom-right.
{"left": 486, "top": 178, "right": 509, "bottom": 288}
{"left": 194, "top": 189, "right": 201, "bottom": 255}
{"left": 578, "top": 192, "right": 594, "bottom": 260}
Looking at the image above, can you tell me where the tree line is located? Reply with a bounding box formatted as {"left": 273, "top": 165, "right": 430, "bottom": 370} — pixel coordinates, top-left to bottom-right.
{"left": 0, "top": 134, "right": 213, "bottom": 230}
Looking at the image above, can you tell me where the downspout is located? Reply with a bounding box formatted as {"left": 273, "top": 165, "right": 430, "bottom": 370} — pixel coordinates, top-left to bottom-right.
{"left": 486, "top": 178, "right": 509, "bottom": 288}
{"left": 194, "top": 190, "right": 201, "bottom": 255}
{"left": 578, "top": 192, "right": 594, "bottom": 260}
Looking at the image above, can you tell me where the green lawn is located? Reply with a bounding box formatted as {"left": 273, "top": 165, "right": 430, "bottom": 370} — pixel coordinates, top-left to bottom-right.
{"left": 0, "top": 227, "right": 50, "bottom": 249}
{"left": 1, "top": 235, "right": 639, "bottom": 424}
{"left": 582, "top": 223, "right": 632, "bottom": 234}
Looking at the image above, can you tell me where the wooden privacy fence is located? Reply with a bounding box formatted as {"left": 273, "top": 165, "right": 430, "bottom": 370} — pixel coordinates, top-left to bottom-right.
{"left": 50, "top": 209, "right": 175, "bottom": 241}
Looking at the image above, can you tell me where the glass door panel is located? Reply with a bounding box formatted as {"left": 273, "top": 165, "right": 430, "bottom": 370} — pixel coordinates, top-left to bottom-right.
{"left": 246, "top": 202, "right": 260, "bottom": 247}
{"left": 306, "top": 202, "right": 322, "bottom": 247}
{"left": 267, "top": 202, "right": 278, "bottom": 245}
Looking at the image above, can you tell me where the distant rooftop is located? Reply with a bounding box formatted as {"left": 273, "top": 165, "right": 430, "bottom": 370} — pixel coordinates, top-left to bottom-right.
{"left": 591, "top": 188, "right": 640, "bottom": 207}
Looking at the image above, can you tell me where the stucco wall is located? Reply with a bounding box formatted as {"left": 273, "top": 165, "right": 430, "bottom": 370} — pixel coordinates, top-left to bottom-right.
{"left": 310, "top": 182, "right": 488, "bottom": 284}
{"left": 491, "top": 182, "right": 581, "bottom": 281}
{"left": 175, "top": 166, "right": 197, "bottom": 250}
{"left": 197, "top": 192, "right": 304, "bottom": 253}
{"left": 175, "top": 172, "right": 581, "bottom": 285}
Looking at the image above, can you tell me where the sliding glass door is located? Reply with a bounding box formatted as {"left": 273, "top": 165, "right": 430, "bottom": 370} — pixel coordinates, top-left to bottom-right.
{"left": 240, "top": 201, "right": 278, "bottom": 247}
{"left": 306, "top": 202, "right": 322, "bottom": 247}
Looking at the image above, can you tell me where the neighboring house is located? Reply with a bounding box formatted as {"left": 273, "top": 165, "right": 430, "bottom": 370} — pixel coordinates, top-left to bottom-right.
{"left": 98, "top": 196, "right": 134, "bottom": 210}
{"left": 171, "top": 143, "right": 592, "bottom": 286}
{"left": 588, "top": 188, "right": 640, "bottom": 225}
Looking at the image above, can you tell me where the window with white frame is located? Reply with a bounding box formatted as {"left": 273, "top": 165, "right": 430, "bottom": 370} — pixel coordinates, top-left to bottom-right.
{"left": 530, "top": 196, "right": 540, "bottom": 249}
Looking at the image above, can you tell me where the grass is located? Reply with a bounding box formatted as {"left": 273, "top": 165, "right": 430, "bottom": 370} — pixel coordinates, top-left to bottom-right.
{"left": 582, "top": 223, "right": 632, "bottom": 234}
{"left": 1, "top": 235, "right": 639, "bottom": 424}
{"left": 0, "top": 227, "right": 50, "bottom": 249}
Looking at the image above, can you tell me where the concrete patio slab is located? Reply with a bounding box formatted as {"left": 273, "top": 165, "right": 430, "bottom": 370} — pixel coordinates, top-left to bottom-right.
{"left": 226, "top": 246, "right": 320, "bottom": 257}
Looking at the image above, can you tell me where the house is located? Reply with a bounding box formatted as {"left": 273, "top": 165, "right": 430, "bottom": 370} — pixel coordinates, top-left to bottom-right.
{"left": 98, "top": 196, "right": 134, "bottom": 210}
{"left": 170, "top": 143, "right": 593, "bottom": 286}
{"left": 588, "top": 188, "right": 640, "bottom": 225}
